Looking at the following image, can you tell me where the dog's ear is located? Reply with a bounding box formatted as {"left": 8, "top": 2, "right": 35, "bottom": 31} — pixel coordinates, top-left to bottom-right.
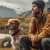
{"left": 14, "top": 19, "right": 20, "bottom": 26}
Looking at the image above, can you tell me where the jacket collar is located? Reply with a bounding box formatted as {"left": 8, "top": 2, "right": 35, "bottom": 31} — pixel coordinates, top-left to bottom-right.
{"left": 38, "top": 10, "right": 48, "bottom": 21}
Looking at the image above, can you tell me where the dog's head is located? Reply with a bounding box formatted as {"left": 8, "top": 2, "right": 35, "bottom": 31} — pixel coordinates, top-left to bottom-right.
{"left": 5, "top": 19, "right": 20, "bottom": 30}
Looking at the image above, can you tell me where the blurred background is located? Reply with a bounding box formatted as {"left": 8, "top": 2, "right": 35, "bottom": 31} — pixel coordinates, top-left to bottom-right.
{"left": 0, "top": 0, "right": 50, "bottom": 50}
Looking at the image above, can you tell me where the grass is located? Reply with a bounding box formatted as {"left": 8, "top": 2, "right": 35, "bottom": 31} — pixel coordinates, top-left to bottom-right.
{"left": 0, "top": 48, "right": 13, "bottom": 50}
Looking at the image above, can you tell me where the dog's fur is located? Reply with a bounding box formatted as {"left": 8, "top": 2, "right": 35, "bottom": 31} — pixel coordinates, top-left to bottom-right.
{"left": 5, "top": 19, "right": 24, "bottom": 50}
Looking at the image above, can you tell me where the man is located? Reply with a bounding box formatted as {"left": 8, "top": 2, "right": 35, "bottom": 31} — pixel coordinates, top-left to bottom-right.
{"left": 20, "top": 0, "right": 50, "bottom": 50}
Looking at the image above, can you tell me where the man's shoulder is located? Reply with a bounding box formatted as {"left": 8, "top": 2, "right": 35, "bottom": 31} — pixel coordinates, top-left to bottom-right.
{"left": 31, "top": 17, "right": 35, "bottom": 20}
{"left": 30, "top": 17, "right": 35, "bottom": 23}
{"left": 47, "top": 14, "right": 50, "bottom": 16}
{"left": 43, "top": 11, "right": 50, "bottom": 20}
{"left": 31, "top": 17, "right": 37, "bottom": 21}
{"left": 43, "top": 10, "right": 48, "bottom": 15}
{"left": 46, "top": 14, "right": 50, "bottom": 19}
{"left": 31, "top": 17, "right": 37, "bottom": 23}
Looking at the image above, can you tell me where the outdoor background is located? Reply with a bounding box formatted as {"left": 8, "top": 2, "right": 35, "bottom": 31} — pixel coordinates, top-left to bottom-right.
{"left": 0, "top": 0, "right": 50, "bottom": 50}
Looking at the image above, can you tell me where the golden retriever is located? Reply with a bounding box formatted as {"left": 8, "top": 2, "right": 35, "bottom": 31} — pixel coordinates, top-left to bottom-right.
{"left": 5, "top": 19, "right": 24, "bottom": 50}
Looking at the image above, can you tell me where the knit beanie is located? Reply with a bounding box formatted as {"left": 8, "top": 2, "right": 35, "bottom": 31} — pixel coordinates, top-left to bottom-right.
{"left": 32, "top": 0, "right": 45, "bottom": 9}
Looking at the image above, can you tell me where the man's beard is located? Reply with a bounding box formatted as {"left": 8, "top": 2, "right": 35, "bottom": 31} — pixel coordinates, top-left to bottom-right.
{"left": 32, "top": 10, "right": 40, "bottom": 18}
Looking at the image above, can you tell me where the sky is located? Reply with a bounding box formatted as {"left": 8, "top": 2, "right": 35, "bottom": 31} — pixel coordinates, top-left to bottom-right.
{"left": 0, "top": 0, "right": 49, "bottom": 13}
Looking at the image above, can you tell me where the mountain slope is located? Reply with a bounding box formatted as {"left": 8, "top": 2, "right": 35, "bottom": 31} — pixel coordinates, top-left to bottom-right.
{"left": 0, "top": 6, "right": 18, "bottom": 18}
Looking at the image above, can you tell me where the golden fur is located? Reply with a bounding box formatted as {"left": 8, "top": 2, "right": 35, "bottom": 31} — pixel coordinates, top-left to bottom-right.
{"left": 5, "top": 19, "right": 24, "bottom": 50}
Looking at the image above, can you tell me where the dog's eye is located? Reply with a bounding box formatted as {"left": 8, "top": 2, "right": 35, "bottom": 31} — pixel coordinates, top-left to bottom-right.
{"left": 10, "top": 22, "right": 14, "bottom": 24}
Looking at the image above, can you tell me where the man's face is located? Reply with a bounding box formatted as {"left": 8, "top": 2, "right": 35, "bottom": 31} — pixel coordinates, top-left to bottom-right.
{"left": 32, "top": 4, "right": 40, "bottom": 14}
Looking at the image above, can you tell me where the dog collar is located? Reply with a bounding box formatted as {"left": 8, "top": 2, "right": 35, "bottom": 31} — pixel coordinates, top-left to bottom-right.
{"left": 11, "top": 29, "right": 20, "bottom": 36}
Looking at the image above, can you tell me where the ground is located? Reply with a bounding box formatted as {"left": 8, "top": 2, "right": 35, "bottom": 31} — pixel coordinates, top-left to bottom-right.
{"left": 0, "top": 48, "right": 13, "bottom": 50}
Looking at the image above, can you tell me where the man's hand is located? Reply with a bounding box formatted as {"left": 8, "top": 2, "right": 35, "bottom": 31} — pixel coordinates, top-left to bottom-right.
{"left": 31, "top": 35, "right": 38, "bottom": 46}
